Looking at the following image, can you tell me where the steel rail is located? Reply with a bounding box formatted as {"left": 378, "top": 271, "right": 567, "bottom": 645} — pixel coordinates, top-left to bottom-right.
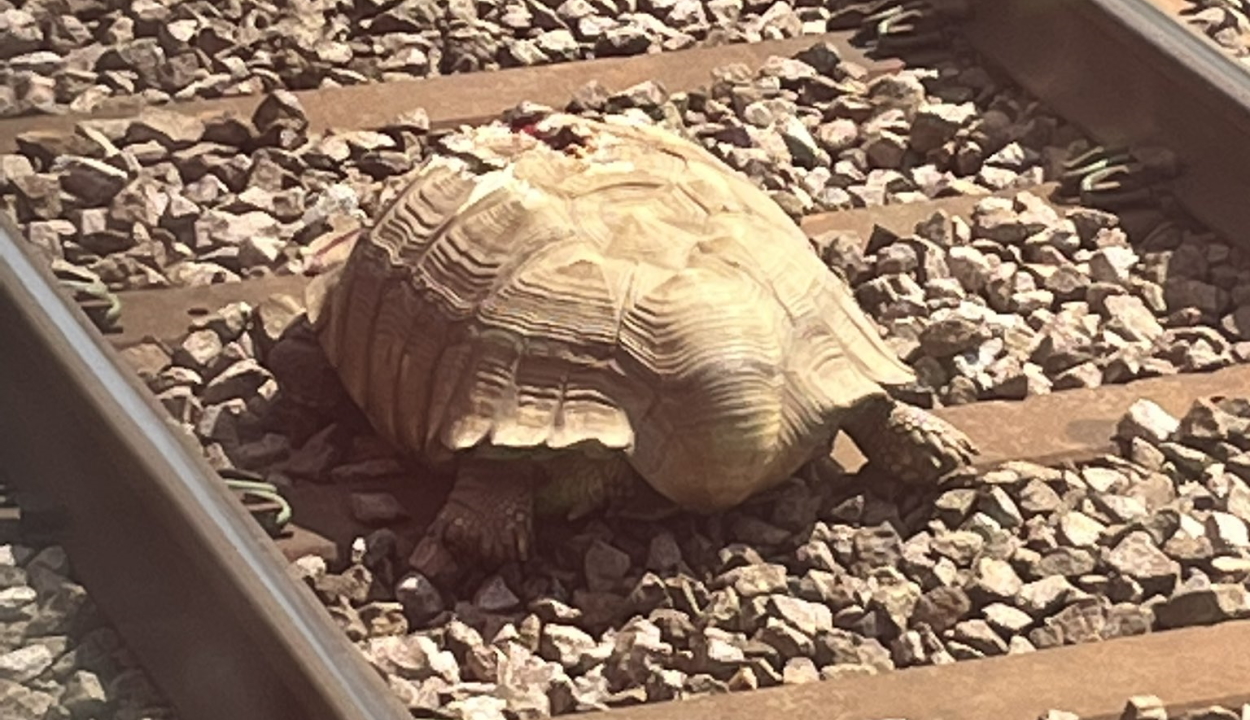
{"left": 953, "top": 0, "right": 1250, "bottom": 246}
{"left": 0, "top": 217, "right": 411, "bottom": 720}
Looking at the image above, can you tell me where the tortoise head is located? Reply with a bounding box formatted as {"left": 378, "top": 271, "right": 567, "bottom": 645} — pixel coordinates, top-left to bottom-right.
{"left": 265, "top": 317, "right": 353, "bottom": 444}
{"left": 302, "top": 226, "right": 362, "bottom": 319}
{"left": 266, "top": 221, "right": 360, "bottom": 404}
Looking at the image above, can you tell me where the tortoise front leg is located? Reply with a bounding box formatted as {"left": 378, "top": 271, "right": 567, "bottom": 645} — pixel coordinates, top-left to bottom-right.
{"left": 409, "top": 458, "right": 538, "bottom": 577}
{"left": 842, "top": 396, "right": 977, "bottom": 484}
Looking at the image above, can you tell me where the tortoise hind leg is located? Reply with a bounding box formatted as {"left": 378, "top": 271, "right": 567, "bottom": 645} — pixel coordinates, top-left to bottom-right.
{"left": 842, "top": 396, "right": 977, "bottom": 484}
{"left": 534, "top": 453, "right": 638, "bottom": 521}
{"left": 410, "top": 458, "right": 537, "bottom": 577}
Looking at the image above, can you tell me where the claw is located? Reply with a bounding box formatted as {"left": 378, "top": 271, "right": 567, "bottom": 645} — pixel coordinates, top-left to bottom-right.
{"left": 412, "top": 489, "right": 534, "bottom": 573}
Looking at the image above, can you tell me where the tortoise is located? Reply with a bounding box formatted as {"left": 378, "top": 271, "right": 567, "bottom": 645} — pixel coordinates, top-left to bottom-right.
{"left": 271, "top": 112, "right": 976, "bottom": 574}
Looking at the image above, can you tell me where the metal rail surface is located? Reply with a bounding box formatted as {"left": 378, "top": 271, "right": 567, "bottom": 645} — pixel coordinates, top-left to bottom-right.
{"left": 0, "top": 218, "right": 411, "bottom": 720}
{"left": 956, "top": 0, "right": 1250, "bottom": 246}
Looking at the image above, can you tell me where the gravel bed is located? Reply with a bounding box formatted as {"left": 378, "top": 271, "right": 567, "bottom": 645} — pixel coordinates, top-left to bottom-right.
{"left": 817, "top": 190, "right": 1250, "bottom": 406}
{"left": 3, "top": 39, "right": 1081, "bottom": 294}
{"left": 9, "top": 24, "right": 1241, "bottom": 404}
{"left": 1181, "top": 1, "right": 1250, "bottom": 63}
{"left": 302, "top": 396, "right": 1250, "bottom": 717}
{"left": 117, "top": 289, "right": 1250, "bottom": 720}
{"left": 0, "top": 503, "right": 177, "bottom": 720}
{"left": 0, "top": 0, "right": 895, "bottom": 118}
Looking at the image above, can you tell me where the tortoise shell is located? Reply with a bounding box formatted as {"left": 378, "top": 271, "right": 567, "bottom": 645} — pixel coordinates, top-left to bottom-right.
{"left": 305, "top": 113, "right": 914, "bottom": 512}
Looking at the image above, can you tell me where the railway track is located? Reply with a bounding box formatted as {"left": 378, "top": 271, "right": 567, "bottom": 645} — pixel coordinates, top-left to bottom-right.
{"left": 3, "top": 1, "right": 1250, "bottom": 719}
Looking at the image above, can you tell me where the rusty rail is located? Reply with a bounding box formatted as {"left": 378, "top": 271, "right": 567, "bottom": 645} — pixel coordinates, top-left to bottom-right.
{"left": 613, "top": 620, "right": 1250, "bottom": 720}
{"left": 0, "top": 31, "right": 898, "bottom": 152}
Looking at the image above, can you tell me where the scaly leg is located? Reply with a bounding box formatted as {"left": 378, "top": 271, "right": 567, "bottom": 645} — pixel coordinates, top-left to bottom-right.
{"left": 409, "top": 458, "right": 537, "bottom": 577}
{"left": 534, "top": 452, "right": 638, "bottom": 521}
{"left": 842, "top": 396, "right": 977, "bottom": 484}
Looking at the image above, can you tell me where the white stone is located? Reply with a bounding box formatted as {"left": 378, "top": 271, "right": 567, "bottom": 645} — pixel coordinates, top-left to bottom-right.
{"left": 1116, "top": 399, "right": 1180, "bottom": 445}
{"left": 1207, "top": 512, "right": 1250, "bottom": 550}
{"left": 1058, "top": 511, "right": 1106, "bottom": 547}
{"left": 0, "top": 644, "right": 54, "bottom": 683}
